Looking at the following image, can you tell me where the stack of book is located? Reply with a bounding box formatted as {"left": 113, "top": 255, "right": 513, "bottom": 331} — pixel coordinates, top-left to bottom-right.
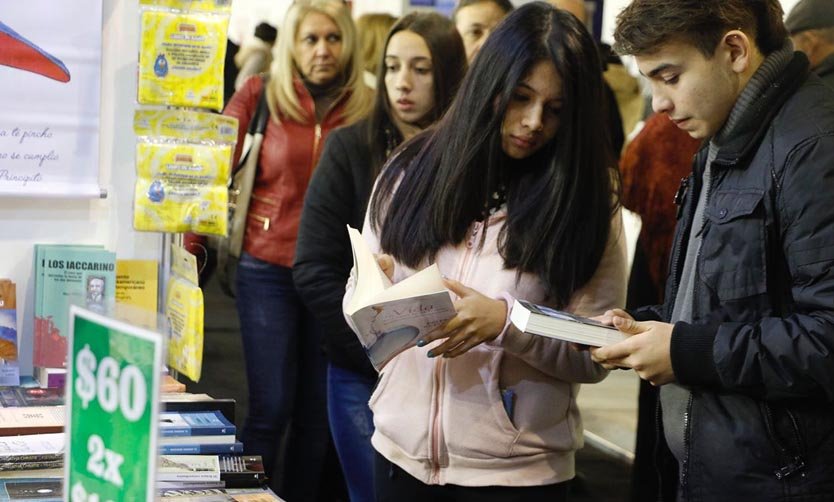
{"left": 0, "top": 433, "right": 64, "bottom": 481}
{"left": 159, "top": 409, "right": 241, "bottom": 455}
{"left": 157, "top": 393, "right": 269, "bottom": 492}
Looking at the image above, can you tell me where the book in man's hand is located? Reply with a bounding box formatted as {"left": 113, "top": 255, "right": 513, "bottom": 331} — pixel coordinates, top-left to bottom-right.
{"left": 344, "top": 226, "right": 456, "bottom": 371}
{"left": 510, "top": 300, "right": 628, "bottom": 347}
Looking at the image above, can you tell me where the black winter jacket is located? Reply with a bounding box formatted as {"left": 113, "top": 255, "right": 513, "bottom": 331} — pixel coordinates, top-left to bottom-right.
{"left": 294, "top": 121, "right": 377, "bottom": 378}
{"left": 634, "top": 53, "right": 834, "bottom": 500}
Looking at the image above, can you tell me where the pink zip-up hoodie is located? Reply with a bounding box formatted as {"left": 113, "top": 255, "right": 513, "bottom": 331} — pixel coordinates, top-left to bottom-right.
{"left": 345, "top": 206, "right": 627, "bottom": 487}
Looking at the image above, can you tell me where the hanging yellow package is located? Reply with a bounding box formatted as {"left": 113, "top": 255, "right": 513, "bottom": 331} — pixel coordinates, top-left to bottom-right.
{"left": 166, "top": 245, "right": 205, "bottom": 383}
{"left": 133, "top": 110, "right": 238, "bottom": 235}
{"left": 138, "top": 8, "right": 229, "bottom": 110}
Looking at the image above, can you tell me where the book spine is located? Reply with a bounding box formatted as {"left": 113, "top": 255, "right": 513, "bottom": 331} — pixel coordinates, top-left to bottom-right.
{"left": 0, "top": 453, "right": 63, "bottom": 463}
{"left": 159, "top": 442, "right": 243, "bottom": 455}
{"left": 160, "top": 425, "right": 236, "bottom": 437}
{"left": 157, "top": 472, "right": 219, "bottom": 482}
{"left": 0, "top": 458, "right": 64, "bottom": 470}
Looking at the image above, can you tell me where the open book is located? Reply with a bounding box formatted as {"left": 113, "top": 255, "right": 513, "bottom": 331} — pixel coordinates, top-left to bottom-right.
{"left": 510, "top": 300, "right": 628, "bottom": 347}
{"left": 345, "top": 226, "right": 456, "bottom": 371}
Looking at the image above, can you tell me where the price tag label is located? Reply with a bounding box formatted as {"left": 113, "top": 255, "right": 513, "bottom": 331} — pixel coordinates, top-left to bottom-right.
{"left": 65, "top": 306, "right": 163, "bottom": 501}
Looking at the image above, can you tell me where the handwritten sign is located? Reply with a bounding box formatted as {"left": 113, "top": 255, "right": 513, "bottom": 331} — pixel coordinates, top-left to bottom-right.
{"left": 0, "top": 2, "right": 102, "bottom": 197}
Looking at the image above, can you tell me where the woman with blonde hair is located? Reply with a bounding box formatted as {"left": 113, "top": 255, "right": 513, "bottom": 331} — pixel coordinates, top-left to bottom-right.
{"left": 222, "top": 0, "right": 372, "bottom": 498}
{"left": 357, "top": 13, "right": 397, "bottom": 82}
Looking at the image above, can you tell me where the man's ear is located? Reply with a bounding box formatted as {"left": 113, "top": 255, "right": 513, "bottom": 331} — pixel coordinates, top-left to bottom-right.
{"left": 722, "top": 29, "right": 754, "bottom": 74}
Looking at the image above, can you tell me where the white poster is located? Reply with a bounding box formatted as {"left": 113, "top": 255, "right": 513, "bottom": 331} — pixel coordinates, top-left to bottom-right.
{"left": 0, "top": 1, "right": 103, "bottom": 197}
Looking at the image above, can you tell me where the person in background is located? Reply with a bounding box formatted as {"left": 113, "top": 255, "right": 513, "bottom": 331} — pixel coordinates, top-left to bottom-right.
{"left": 786, "top": 0, "right": 834, "bottom": 88}
{"left": 222, "top": 0, "right": 372, "bottom": 498}
{"left": 347, "top": 4, "right": 627, "bottom": 500}
{"left": 295, "top": 13, "right": 466, "bottom": 501}
{"left": 453, "top": 0, "right": 513, "bottom": 62}
{"left": 618, "top": 112, "right": 701, "bottom": 502}
{"left": 547, "top": 0, "right": 626, "bottom": 154}
{"left": 592, "top": 0, "right": 834, "bottom": 499}
{"left": 356, "top": 13, "right": 398, "bottom": 88}
{"left": 234, "top": 22, "right": 278, "bottom": 91}
{"left": 547, "top": 0, "right": 587, "bottom": 26}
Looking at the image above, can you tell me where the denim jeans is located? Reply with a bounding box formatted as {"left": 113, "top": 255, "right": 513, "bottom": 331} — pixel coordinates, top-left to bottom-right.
{"left": 328, "top": 363, "right": 377, "bottom": 502}
{"left": 235, "top": 253, "right": 329, "bottom": 500}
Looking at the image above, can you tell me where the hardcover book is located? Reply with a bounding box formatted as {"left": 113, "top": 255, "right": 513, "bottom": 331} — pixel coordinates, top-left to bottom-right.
{"left": 344, "top": 226, "right": 456, "bottom": 371}
{"left": 509, "top": 300, "right": 628, "bottom": 347}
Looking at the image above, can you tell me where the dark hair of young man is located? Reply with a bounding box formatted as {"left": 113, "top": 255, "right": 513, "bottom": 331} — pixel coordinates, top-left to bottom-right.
{"left": 365, "top": 12, "right": 467, "bottom": 178}
{"left": 613, "top": 0, "right": 788, "bottom": 57}
{"left": 370, "top": 3, "right": 619, "bottom": 309}
{"left": 452, "top": 0, "right": 515, "bottom": 21}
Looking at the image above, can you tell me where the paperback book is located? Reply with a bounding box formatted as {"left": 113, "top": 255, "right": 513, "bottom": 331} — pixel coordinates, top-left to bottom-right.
{"left": 0, "top": 407, "right": 64, "bottom": 436}
{"left": 344, "top": 226, "right": 455, "bottom": 371}
{"left": 159, "top": 442, "right": 243, "bottom": 456}
{"left": 0, "top": 386, "right": 64, "bottom": 407}
{"left": 160, "top": 410, "right": 236, "bottom": 437}
{"left": 509, "top": 300, "right": 628, "bottom": 347}
{"left": 34, "top": 244, "right": 116, "bottom": 368}
{"left": 0, "top": 280, "right": 19, "bottom": 386}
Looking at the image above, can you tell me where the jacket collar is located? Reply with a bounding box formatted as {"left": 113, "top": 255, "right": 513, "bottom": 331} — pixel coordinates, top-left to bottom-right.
{"left": 711, "top": 52, "right": 810, "bottom": 168}
{"left": 814, "top": 52, "right": 834, "bottom": 80}
{"left": 292, "top": 76, "right": 351, "bottom": 125}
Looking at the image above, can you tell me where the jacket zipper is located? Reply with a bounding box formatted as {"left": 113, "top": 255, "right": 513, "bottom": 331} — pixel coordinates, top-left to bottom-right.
{"left": 429, "top": 358, "right": 445, "bottom": 484}
{"left": 428, "top": 219, "right": 484, "bottom": 482}
{"left": 311, "top": 123, "right": 322, "bottom": 168}
{"left": 680, "top": 392, "right": 694, "bottom": 496}
{"left": 248, "top": 213, "right": 270, "bottom": 231}
{"left": 762, "top": 403, "right": 807, "bottom": 480}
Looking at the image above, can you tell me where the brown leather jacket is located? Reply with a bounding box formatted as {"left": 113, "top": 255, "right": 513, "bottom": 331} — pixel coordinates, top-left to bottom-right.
{"left": 223, "top": 76, "right": 350, "bottom": 267}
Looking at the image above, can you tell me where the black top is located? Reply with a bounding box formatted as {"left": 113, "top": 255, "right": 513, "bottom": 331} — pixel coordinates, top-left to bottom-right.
{"left": 294, "top": 120, "right": 377, "bottom": 378}
{"left": 634, "top": 53, "right": 834, "bottom": 500}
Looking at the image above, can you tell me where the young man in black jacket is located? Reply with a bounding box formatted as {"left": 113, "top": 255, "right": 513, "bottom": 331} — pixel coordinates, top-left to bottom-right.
{"left": 591, "top": 1, "right": 834, "bottom": 500}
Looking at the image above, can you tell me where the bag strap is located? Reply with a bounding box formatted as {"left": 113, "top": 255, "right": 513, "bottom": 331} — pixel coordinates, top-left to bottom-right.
{"left": 249, "top": 75, "right": 270, "bottom": 135}
{"left": 215, "top": 75, "right": 271, "bottom": 298}
{"left": 236, "top": 75, "right": 271, "bottom": 168}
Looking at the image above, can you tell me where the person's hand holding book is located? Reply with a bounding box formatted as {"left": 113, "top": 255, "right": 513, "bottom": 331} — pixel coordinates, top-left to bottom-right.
{"left": 589, "top": 309, "right": 676, "bottom": 385}
{"left": 416, "top": 278, "right": 507, "bottom": 358}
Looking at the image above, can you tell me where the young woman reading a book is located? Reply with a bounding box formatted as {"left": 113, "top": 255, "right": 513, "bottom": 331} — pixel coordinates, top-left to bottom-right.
{"left": 294, "top": 13, "right": 466, "bottom": 502}
{"left": 345, "top": 3, "right": 627, "bottom": 500}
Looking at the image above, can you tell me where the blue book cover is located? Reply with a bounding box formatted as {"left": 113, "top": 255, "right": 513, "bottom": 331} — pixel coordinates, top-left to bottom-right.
{"left": 159, "top": 441, "right": 243, "bottom": 455}
{"left": 159, "top": 410, "right": 236, "bottom": 437}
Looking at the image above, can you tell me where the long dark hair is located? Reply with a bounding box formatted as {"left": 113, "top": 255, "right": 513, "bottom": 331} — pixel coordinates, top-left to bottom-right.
{"left": 370, "top": 3, "right": 619, "bottom": 308}
{"left": 366, "top": 12, "right": 466, "bottom": 178}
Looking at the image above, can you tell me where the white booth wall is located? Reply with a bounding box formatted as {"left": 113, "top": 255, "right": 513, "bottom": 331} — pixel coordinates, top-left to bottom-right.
{"left": 0, "top": 0, "right": 162, "bottom": 377}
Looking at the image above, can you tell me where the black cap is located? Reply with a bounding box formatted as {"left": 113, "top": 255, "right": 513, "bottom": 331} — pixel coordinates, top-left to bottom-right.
{"left": 785, "top": 0, "right": 834, "bottom": 35}
{"left": 254, "top": 22, "right": 277, "bottom": 44}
